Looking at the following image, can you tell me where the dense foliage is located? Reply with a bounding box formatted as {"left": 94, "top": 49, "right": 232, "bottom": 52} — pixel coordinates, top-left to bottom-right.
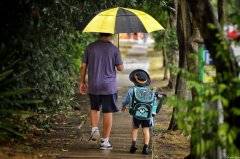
{"left": 0, "top": 0, "right": 95, "bottom": 141}
{"left": 0, "top": 51, "right": 43, "bottom": 141}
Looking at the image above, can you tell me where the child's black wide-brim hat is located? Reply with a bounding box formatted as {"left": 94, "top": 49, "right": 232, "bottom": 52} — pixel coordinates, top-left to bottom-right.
{"left": 129, "top": 69, "right": 151, "bottom": 86}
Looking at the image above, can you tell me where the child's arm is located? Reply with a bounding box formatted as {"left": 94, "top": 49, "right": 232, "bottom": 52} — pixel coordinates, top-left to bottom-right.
{"left": 121, "top": 88, "right": 133, "bottom": 112}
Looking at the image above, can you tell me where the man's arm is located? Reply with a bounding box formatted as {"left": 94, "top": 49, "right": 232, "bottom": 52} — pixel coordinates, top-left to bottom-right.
{"left": 79, "top": 63, "right": 88, "bottom": 94}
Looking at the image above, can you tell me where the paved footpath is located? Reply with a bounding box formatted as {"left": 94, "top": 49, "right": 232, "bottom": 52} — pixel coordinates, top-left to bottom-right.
{"left": 55, "top": 113, "right": 150, "bottom": 159}
{"left": 53, "top": 42, "right": 154, "bottom": 159}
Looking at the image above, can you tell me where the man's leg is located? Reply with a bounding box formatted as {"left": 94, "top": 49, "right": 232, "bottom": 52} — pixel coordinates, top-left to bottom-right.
{"left": 90, "top": 109, "right": 100, "bottom": 127}
{"left": 100, "top": 112, "right": 113, "bottom": 150}
{"left": 89, "top": 109, "right": 100, "bottom": 141}
{"left": 100, "top": 94, "right": 118, "bottom": 150}
{"left": 103, "top": 112, "right": 112, "bottom": 139}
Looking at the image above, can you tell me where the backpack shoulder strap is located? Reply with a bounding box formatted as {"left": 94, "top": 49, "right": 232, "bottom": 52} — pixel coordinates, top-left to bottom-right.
{"left": 131, "top": 87, "right": 136, "bottom": 106}
{"left": 129, "top": 87, "right": 137, "bottom": 115}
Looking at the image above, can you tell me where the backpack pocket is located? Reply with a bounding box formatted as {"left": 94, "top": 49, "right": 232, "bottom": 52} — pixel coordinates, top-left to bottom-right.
{"left": 132, "top": 103, "right": 152, "bottom": 120}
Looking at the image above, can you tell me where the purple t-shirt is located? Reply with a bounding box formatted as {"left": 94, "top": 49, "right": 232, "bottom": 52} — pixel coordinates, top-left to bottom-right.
{"left": 82, "top": 40, "right": 123, "bottom": 95}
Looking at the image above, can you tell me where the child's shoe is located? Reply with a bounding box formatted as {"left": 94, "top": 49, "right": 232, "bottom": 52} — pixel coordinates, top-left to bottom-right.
{"left": 129, "top": 145, "right": 137, "bottom": 153}
{"left": 142, "top": 144, "right": 149, "bottom": 154}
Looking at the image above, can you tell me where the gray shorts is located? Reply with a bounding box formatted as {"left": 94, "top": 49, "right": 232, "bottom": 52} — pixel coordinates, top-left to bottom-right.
{"left": 89, "top": 93, "right": 119, "bottom": 113}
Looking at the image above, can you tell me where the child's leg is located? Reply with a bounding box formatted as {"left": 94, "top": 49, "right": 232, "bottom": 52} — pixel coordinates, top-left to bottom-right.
{"left": 142, "top": 127, "right": 150, "bottom": 154}
{"left": 142, "top": 127, "right": 150, "bottom": 145}
{"left": 132, "top": 127, "right": 138, "bottom": 141}
{"left": 130, "top": 127, "right": 138, "bottom": 153}
{"left": 130, "top": 117, "right": 140, "bottom": 153}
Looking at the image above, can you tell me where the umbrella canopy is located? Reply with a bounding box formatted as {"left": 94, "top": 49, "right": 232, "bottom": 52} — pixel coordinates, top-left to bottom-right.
{"left": 80, "top": 7, "right": 164, "bottom": 34}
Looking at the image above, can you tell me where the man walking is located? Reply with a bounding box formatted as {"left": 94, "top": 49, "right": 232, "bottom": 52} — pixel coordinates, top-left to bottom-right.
{"left": 79, "top": 33, "right": 124, "bottom": 150}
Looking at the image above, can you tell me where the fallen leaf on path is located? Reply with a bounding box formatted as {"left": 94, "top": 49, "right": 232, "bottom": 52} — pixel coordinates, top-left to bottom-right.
{"left": 61, "top": 148, "right": 69, "bottom": 152}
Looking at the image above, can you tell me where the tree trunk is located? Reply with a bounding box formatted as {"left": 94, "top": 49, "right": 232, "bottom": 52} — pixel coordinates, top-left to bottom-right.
{"left": 187, "top": 0, "right": 240, "bottom": 153}
{"left": 168, "top": 0, "right": 189, "bottom": 131}
{"left": 186, "top": 19, "right": 201, "bottom": 101}
{"left": 168, "top": 107, "right": 178, "bottom": 130}
{"left": 167, "top": 0, "right": 179, "bottom": 89}
{"left": 165, "top": 0, "right": 179, "bottom": 89}
{"left": 163, "top": 22, "right": 169, "bottom": 80}
{"left": 217, "top": 0, "right": 224, "bottom": 28}
{"left": 185, "top": 19, "right": 202, "bottom": 159}
{"left": 163, "top": 46, "right": 169, "bottom": 80}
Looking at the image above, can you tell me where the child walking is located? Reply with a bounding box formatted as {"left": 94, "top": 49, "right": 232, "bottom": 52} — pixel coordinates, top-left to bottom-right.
{"left": 121, "top": 69, "right": 163, "bottom": 154}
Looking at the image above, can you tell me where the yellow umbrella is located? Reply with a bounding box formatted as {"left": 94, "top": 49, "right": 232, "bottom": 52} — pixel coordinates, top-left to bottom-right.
{"left": 80, "top": 7, "right": 164, "bottom": 34}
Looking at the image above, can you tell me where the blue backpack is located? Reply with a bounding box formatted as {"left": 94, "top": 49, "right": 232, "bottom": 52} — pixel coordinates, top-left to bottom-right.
{"left": 129, "top": 87, "right": 157, "bottom": 120}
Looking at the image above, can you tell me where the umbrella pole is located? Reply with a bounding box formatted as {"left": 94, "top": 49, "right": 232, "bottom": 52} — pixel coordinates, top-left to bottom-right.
{"left": 118, "top": 34, "right": 119, "bottom": 48}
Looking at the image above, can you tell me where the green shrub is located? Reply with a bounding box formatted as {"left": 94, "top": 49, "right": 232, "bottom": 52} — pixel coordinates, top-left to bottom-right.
{"left": 0, "top": 49, "right": 42, "bottom": 141}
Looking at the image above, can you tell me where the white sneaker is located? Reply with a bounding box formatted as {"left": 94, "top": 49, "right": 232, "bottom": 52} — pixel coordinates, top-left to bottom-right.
{"left": 88, "top": 130, "right": 100, "bottom": 141}
{"left": 100, "top": 140, "right": 113, "bottom": 150}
